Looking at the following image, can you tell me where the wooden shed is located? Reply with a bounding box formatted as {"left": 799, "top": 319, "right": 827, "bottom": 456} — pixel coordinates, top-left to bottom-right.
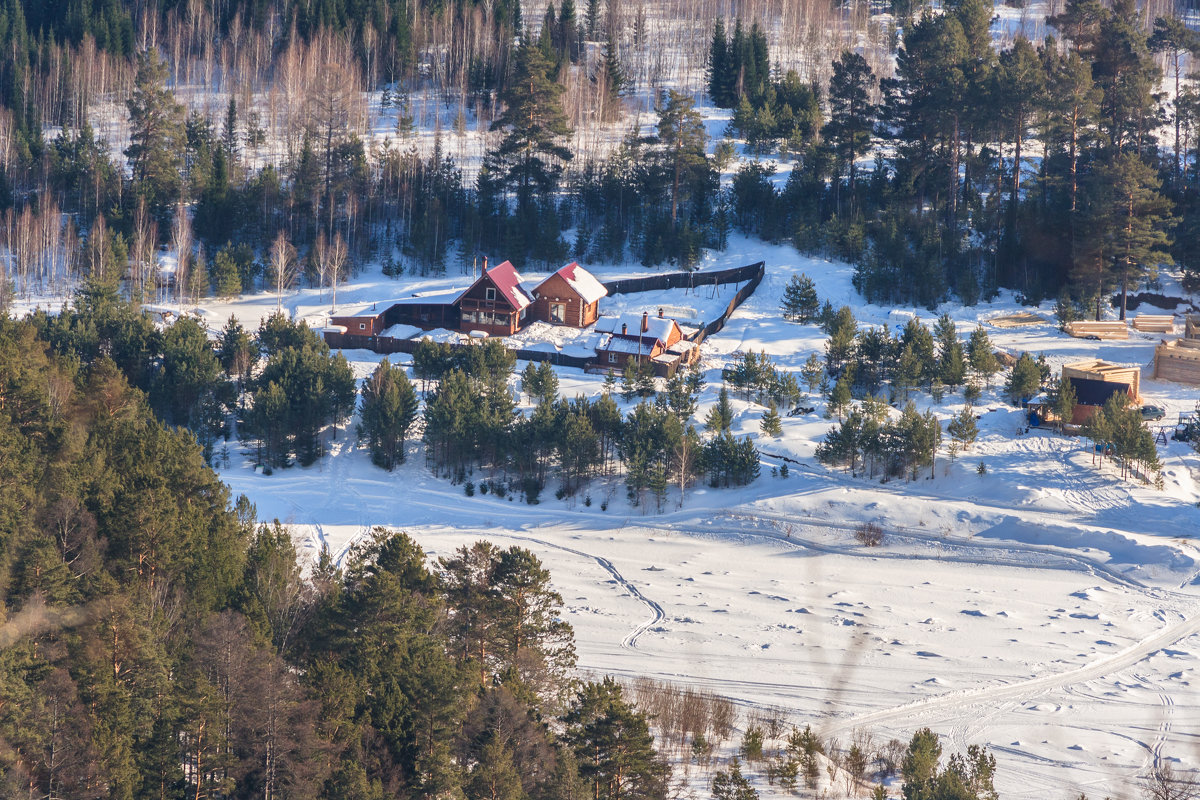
{"left": 1154, "top": 338, "right": 1200, "bottom": 385}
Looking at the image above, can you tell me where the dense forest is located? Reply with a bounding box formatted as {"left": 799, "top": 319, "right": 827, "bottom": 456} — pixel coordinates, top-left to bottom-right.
{"left": 0, "top": 0, "right": 1196, "bottom": 314}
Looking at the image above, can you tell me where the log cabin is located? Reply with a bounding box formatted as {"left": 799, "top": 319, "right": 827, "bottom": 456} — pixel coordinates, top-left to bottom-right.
{"left": 531, "top": 262, "right": 608, "bottom": 327}
{"left": 458, "top": 259, "right": 535, "bottom": 336}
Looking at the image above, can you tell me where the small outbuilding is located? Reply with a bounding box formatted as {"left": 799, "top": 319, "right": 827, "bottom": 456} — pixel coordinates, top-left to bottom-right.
{"left": 531, "top": 262, "right": 608, "bottom": 327}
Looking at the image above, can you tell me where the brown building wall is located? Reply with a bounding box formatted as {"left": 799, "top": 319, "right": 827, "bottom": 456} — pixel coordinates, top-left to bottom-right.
{"left": 531, "top": 273, "right": 599, "bottom": 327}
{"left": 331, "top": 314, "right": 385, "bottom": 335}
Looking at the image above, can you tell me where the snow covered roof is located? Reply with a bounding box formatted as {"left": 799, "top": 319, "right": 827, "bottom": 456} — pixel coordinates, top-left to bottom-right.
{"left": 540, "top": 262, "right": 608, "bottom": 304}
{"left": 390, "top": 288, "right": 471, "bottom": 306}
{"left": 486, "top": 260, "right": 534, "bottom": 311}
{"left": 598, "top": 333, "right": 662, "bottom": 355}
{"left": 595, "top": 312, "right": 677, "bottom": 342}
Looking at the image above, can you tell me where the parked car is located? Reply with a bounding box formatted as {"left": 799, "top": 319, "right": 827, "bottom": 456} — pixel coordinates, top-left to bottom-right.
{"left": 1139, "top": 405, "right": 1166, "bottom": 422}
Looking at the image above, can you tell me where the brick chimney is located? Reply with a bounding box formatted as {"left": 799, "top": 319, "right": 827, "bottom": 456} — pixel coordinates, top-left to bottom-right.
{"left": 482, "top": 256, "right": 488, "bottom": 272}
{"left": 621, "top": 323, "right": 628, "bottom": 335}
{"left": 642, "top": 311, "right": 649, "bottom": 332}
{"left": 658, "top": 307, "right": 664, "bottom": 318}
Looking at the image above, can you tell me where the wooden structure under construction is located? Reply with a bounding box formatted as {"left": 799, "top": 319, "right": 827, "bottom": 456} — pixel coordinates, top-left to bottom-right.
{"left": 1065, "top": 320, "right": 1128, "bottom": 340}
{"left": 1186, "top": 314, "right": 1200, "bottom": 340}
{"left": 1061, "top": 360, "right": 1141, "bottom": 424}
{"left": 1154, "top": 338, "right": 1200, "bottom": 385}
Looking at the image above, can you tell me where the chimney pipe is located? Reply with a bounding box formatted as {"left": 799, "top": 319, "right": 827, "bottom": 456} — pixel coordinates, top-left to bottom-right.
{"left": 483, "top": 256, "right": 488, "bottom": 273}
{"left": 642, "top": 311, "right": 649, "bottom": 332}
{"left": 658, "top": 307, "right": 663, "bottom": 318}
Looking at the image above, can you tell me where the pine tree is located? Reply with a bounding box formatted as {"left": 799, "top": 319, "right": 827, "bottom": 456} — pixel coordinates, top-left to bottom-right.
{"left": 712, "top": 756, "right": 760, "bottom": 800}
{"left": 967, "top": 325, "right": 1000, "bottom": 386}
{"left": 781, "top": 273, "right": 820, "bottom": 322}
{"left": 125, "top": 48, "right": 185, "bottom": 222}
{"left": 824, "top": 50, "right": 877, "bottom": 204}
{"left": 599, "top": 30, "right": 626, "bottom": 121}
{"left": 359, "top": 359, "right": 420, "bottom": 470}
{"left": 656, "top": 90, "right": 710, "bottom": 224}
{"left": 564, "top": 678, "right": 670, "bottom": 800}
{"left": 1095, "top": 152, "right": 1175, "bottom": 320}
{"left": 1055, "top": 375, "right": 1078, "bottom": 428}
{"left": 760, "top": 401, "right": 782, "bottom": 437}
{"left": 1005, "top": 352, "right": 1042, "bottom": 405}
{"left": 829, "top": 376, "right": 853, "bottom": 419}
{"left": 801, "top": 353, "right": 823, "bottom": 394}
{"left": 491, "top": 39, "right": 573, "bottom": 209}
{"left": 947, "top": 405, "right": 978, "bottom": 451}
{"left": 707, "top": 19, "right": 734, "bottom": 107}
{"left": 705, "top": 386, "right": 734, "bottom": 433}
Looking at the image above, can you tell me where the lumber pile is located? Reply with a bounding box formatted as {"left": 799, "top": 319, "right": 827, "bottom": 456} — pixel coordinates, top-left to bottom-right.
{"left": 1130, "top": 314, "right": 1175, "bottom": 333}
{"left": 1065, "top": 320, "right": 1128, "bottom": 340}
{"left": 1154, "top": 338, "right": 1200, "bottom": 385}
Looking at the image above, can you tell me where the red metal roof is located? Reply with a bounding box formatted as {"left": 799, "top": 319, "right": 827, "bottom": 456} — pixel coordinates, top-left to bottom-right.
{"left": 485, "top": 260, "right": 534, "bottom": 311}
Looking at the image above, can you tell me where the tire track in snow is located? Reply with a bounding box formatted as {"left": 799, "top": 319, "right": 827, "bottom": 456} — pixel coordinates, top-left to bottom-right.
{"left": 817, "top": 608, "right": 1200, "bottom": 738}
{"left": 501, "top": 532, "right": 665, "bottom": 650}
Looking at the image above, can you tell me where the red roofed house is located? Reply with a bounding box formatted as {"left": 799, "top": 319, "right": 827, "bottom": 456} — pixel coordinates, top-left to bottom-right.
{"left": 458, "top": 259, "right": 535, "bottom": 336}
{"left": 531, "top": 262, "right": 608, "bottom": 327}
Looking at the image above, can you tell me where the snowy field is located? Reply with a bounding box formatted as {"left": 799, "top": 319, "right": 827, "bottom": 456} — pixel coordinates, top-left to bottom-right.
{"left": 110, "top": 234, "right": 1200, "bottom": 800}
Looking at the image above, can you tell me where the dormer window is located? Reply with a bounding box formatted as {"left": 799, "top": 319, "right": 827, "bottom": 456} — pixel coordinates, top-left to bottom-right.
{"left": 485, "top": 287, "right": 496, "bottom": 301}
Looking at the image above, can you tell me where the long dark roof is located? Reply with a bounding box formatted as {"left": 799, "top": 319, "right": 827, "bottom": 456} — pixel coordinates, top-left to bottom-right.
{"left": 1067, "top": 376, "right": 1131, "bottom": 407}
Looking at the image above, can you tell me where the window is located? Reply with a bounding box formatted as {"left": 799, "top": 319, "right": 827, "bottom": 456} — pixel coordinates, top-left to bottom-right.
{"left": 485, "top": 287, "right": 496, "bottom": 301}
{"left": 359, "top": 323, "right": 367, "bottom": 330}
{"left": 551, "top": 303, "right": 565, "bottom": 323}
{"left": 608, "top": 352, "right": 618, "bottom": 364}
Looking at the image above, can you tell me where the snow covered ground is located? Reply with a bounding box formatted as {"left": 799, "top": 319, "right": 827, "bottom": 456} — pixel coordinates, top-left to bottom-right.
{"left": 155, "top": 234, "right": 1200, "bottom": 799}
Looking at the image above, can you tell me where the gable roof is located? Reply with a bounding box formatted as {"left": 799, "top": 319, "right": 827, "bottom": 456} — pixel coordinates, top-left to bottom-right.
{"left": 595, "top": 312, "right": 678, "bottom": 343}
{"left": 1067, "top": 376, "right": 1132, "bottom": 407}
{"left": 598, "top": 333, "right": 663, "bottom": 355}
{"left": 539, "top": 262, "right": 608, "bottom": 304}
{"left": 484, "top": 260, "right": 534, "bottom": 311}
